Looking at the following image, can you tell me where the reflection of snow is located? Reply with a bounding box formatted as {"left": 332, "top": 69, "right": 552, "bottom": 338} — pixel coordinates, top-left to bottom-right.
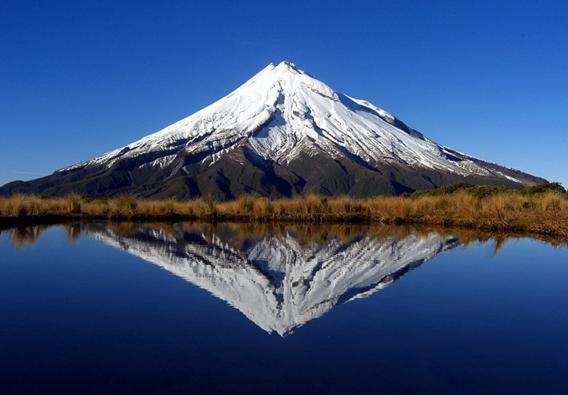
{"left": 86, "top": 224, "right": 458, "bottom": 336}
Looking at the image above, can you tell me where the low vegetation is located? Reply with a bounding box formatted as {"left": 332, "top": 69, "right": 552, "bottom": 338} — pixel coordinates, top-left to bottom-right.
{"left": 0, "top": 183, "right": 566, "bottom": 237}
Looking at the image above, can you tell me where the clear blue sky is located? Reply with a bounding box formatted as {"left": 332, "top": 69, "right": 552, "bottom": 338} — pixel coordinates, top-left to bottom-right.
{"left": 1, "top": 0, "right": 566, "bottom": 186}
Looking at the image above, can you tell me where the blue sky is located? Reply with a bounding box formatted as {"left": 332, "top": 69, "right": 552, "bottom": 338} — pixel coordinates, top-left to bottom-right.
{"left": 1, "top": 0, "right": 566, "bottom": 186}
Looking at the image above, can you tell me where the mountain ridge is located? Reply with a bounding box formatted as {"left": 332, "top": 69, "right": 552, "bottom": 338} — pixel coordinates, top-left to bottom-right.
{"left": 0, "top": 61, "right": 546, "bottom": 199}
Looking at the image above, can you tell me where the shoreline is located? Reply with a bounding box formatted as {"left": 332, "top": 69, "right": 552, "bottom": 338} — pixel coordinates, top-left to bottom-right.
{"left": 2, "top": 217, "right": 567, "bottom": 249}
{"left": 1, "top": 191, "right": 567, "bottom": 239}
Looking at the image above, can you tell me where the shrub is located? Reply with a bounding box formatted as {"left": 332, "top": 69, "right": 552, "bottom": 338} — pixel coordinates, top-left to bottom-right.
{"left": 0, "top": 186, "right": 567, "bottom": 238}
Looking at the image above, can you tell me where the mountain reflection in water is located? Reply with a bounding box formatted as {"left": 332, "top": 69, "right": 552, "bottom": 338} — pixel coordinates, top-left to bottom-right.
{"left": 3, "top": 222, "right": 558, "bottom": 336}
{"left": 86, "top": 223, "right": 460, "bottom": 336}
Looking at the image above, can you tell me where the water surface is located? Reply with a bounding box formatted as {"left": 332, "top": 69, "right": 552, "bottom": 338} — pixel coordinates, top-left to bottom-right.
{"left": 1, "top": 222, "right": 567, "bottom": 394}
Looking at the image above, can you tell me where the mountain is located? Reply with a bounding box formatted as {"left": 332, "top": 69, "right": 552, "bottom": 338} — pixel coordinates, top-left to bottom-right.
{"left": 84, "top": 223, "right": 460, "bottom": 336}
{"left": 0, "top": 61, "right": 545, "bottom": 199}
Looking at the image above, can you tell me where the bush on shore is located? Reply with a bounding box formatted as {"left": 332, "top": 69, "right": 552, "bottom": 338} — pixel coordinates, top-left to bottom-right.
{"left": 0, "top": 183, "right": 566, "bottom": 237}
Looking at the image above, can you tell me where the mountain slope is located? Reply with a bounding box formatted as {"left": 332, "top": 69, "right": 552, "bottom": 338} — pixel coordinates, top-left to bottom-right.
{"left": 0, "top": 61, "right": 546, "bottom": 199}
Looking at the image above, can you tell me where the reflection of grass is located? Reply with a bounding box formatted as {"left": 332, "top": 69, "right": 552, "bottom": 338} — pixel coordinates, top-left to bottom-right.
{"left": 103, "top": 221, "right": 568, "bottom": 249}
{"left": 5, "top": 221, "right": 567, "bottom": 250}
{"left": 0, "top": 188, "right": 567, "bottom": 237}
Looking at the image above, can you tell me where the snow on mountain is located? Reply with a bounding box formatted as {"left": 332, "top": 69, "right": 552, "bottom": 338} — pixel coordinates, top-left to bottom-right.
{"left": 85, "top": 223, "right": 459, "bottom": 336}
{"left": 1, "top": 61, "right": 545, "bottom": 199}
{"left": 63, "top": 61, "right": 496, "bottom": 178}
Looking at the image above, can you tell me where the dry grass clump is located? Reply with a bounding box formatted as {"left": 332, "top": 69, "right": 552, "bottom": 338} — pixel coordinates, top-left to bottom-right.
{"left": 212, "top": 191, "right": 568, "bottom": 237}
{"left": 1, "top": 189, "right": 567, "bottom": 237}
{"left": 0, "top": 194, "right": 213, "bottom": 220}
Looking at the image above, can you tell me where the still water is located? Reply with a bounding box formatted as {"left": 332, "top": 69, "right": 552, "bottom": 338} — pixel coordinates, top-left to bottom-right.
{"left": 1, "top": 222, "right": 567, "bottom": 394}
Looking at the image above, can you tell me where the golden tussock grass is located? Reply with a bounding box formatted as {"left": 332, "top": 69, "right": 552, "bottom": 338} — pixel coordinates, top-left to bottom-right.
{"left": 0, "top": 190, "right": 567, "bottom": 238}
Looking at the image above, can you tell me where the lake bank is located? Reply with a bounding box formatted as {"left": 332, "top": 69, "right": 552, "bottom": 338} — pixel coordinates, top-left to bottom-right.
{"left": 1, "top": 190, "right": 567, "bottom": 238}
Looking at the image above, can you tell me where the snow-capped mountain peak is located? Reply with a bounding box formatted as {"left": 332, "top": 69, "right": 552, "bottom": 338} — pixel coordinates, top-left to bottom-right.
{"left": 1, "top": 61, "right": 544, "bottom": 199}
{"left": 60, "top": 61, "right": 506, "bottom": 174}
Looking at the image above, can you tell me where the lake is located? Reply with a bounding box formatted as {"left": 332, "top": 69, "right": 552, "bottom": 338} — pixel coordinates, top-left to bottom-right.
{"left": 1, "top": 222, "right": 567, "bottom": 394}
